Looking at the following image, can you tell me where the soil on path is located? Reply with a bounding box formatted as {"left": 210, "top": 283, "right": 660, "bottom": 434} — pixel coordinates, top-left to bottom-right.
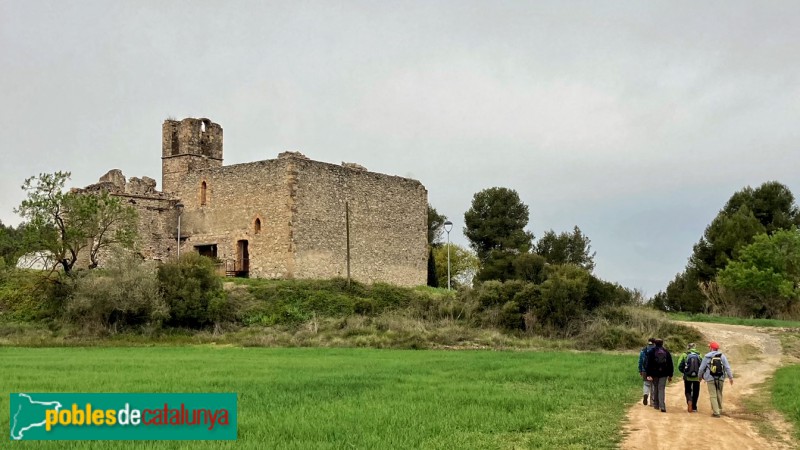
{"left": 621, "top": 321, "right": 796, "bottom": 450}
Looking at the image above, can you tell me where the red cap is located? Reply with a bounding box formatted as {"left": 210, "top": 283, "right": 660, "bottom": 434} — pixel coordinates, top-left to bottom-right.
{"left": 709, "top": 341, "right": 720, "bottom": 350}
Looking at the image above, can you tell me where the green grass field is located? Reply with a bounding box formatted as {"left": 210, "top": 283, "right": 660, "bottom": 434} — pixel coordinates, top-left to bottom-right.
{"left": 1, "top": 347, "right": 638, "bottom": 449}
{"left": 667, "top": 312, "right": 800, "bottom": 328}
{"left": 772, "top": 365, "right": 800, "bottom": 440}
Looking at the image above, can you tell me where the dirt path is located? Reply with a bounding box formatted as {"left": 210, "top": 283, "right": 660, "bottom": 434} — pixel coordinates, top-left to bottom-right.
{"left": 621, "top": 322, "right": 796, "bottom": 450}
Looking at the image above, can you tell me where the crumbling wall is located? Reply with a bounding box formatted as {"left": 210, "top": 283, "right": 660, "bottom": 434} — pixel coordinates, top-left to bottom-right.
{"left": 161, "top": 118, "right": 223, "bottom": 194}
{"left": 81, "top": 170, "right": 180, "bottom": 265}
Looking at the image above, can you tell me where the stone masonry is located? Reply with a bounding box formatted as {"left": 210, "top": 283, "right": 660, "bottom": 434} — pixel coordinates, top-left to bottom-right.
{"left": 84, "top": 118, "right": 428, "bottom": 287}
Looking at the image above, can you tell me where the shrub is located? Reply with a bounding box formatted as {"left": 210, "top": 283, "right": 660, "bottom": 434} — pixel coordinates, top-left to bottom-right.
{"left": 474, "top": 280, "right": 505, "bottom": 308}
{"left": 66, "top": 254, "right": 168, "bottom": 332}
{"left": 0, "top": 268, "right": 61, "bottom": 321}
{"left": 535, "top": 265, "right": 589, "bottom": 333}
{"left": 584, "top": 275, "right": 634, "bottom": 310}
{"left": 577, "top": 306, "right": 703, "bottom": 350}
{"left": 157, "top": 253, "right": 224, "bottom": 328}
{"left": 512, "top": 253, "right": 547, "bottom": 283}
{"left": 578, "top": 322, "right": 642, "bottom": 350}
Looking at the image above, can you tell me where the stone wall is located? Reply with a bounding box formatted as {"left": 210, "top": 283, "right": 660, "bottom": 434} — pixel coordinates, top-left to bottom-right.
{"left": 174, "top": 159, "right": 293, "bottom": 278}
{"left": 288, "top": 155, "right": 428, "bottom": 286}
{"left": 162, "top": 118, "right": 223, "bottom": 194}
{"left": 172, "top": 153, "right": 427, "bottom": 286}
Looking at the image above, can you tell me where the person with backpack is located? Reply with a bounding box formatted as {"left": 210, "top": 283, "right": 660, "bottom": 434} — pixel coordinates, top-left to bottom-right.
{"left": 697, "top": 341, "right": 734, "bottom": 418}
{"left": 677, "top": 343, "right": 702, "bottom": 413}
{"left": 638, "top": 338, "right": 656, "bottom": 406}
{"left": 644, "top": 338, "right": 674, "bottom": 412}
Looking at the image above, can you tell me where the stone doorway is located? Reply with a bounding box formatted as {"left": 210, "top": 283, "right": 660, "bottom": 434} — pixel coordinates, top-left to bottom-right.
{"left": 236, "top": 240, "right": 249, "bottom": 275}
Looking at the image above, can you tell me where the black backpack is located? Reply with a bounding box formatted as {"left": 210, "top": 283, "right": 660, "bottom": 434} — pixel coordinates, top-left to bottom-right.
{"left": 653, "top": 347, "right": 669, "bottom": 371}
{"left": 709, "top": 353, "right": 725, "bottom": 379}
{"left": 684, "top": 353, "right": 701, "bottom": 378}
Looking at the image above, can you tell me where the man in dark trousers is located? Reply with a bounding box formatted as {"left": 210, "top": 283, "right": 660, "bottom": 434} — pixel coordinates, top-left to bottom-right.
{"left": 677, "top": 342, "right": 702, "bottom": 412}
{"left": 645, "top": 338, "right": 674, "bottom": 412}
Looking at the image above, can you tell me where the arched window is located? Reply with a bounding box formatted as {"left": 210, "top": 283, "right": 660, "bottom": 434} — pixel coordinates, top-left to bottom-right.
{"left": 254, "top": 218, "right": 262, "bottom": 234}
{"left": 200, "top": 181, "right": 207, "bottom": 206}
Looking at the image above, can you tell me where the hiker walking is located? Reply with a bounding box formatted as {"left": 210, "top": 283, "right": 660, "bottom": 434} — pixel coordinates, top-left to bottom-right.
{"left": 698, "top": 341, "right": 734, "bottom": 418}
{"left": 677, "top": 342, "right": 702, "bottom": 413}
{"left": 644, "top": 338, "right": 673, "bottom": 412}
{"left": 638, "top": 338, "right": 655, "bottom": 406}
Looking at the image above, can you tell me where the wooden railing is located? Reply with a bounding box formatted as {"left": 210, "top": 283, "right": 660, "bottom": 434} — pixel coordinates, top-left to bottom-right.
{"left": 214, "top": 259, "right": 249, "bottom": 277}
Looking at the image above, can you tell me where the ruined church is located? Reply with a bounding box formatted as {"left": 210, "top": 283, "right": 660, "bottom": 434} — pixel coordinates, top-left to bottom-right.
{"left": 84, "top": 118, "right": 428, "bottom": 287}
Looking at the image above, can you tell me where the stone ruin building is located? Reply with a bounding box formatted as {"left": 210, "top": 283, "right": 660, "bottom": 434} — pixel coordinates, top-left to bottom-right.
{"left": 82, "top": 117, "right": 428, "bottom": 287}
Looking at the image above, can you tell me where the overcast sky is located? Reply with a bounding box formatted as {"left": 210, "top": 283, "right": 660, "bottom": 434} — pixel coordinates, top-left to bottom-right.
{"left": 2, "top": 1, "right": 798, "bottom": 296}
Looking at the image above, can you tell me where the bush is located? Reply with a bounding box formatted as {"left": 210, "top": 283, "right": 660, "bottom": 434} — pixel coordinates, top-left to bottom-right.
{"left": 584, "top": 275, "right": 634, "bottom": 310}
{"left": 157, "top": 253, "right": 225, "bottom": 328}
{"left": 235, "top": 278, "right": 438, "bottom": 327}
{"left": 473, "top": 280, "right": 505, "bottom": 308}
{"left": 577, "top": 306, "right": 703, "bottom": 350}
{"left": 66, "top": 254, "right": 168, "bottom": 332}
{"left": 0, "top": 268, "right": 61, "bottom": 321}
{"left": 578, "top": 323, "right": 642, "bottom": 350}
{"left": 534, "top": 265, "right": 589, "bottom": 333}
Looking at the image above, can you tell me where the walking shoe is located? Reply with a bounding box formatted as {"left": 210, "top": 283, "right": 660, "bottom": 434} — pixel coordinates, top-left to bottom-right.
{"left": 692, "top": 408, "right": 698, "bottom": 413}
{"left": 660, "top": 408, "right": 666, "bottom": 413}
{"left": 643, "top": 394, "right": 648, "bottom": 406}
{"left": 712, "top": 413, "right": 721, "bottom": 418}
{"left": 687, "top": 402, "right": 692, "bottom": 413}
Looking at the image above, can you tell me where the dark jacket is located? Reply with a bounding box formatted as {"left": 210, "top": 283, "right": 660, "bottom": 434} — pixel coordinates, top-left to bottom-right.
{"left": 645, "top": 345, "right": 674, "bottom": 378}
{"left": 638, "top": 344, "right": 654, "bottom": 373}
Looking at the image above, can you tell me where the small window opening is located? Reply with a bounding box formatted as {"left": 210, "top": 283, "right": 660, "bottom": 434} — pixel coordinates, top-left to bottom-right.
{"left": 200, "top": 181, "right": 207, "bottom": 206}
{"left": 195, "top": 244, "right": 217, "bottom": 259}
{"left": 200, "top": 121, "right": 206, "bottom": 133}
{"left": 171, "top": 130, "right": 179, "bottom": 155}
{"left": 254, "top": 218, "right": 262, "bottom": 234}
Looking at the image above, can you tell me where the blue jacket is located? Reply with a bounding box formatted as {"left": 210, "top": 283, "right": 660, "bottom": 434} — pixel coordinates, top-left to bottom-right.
{"left": 638, "top": 344, "right": 654, "bottom": 373}
{"left": 698, "top": 351, "right": 733, "bottom": 382}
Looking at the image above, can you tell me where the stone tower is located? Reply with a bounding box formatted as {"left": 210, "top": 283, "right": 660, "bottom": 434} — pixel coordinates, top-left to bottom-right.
{"left": 161, "top": 118, "right": 223, "bottom": 193}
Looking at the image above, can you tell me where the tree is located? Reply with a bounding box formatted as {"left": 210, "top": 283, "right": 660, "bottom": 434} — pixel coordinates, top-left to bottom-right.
{"left": 0, "top": 221, "right": 24, "bottom": 265}
{"left": 14, "top": 172, "right": 138, "bottom": 273}
{"left": 667, "top": 181, "right": 800, "bottom": 313}
{"left": 426, "top": 247, "right": 439, "bottom": 287}
{"left": 80, "top": 192, "right": 138, "bottom": 268}
{"left": 689, "top": 182, "right": 800, "bottom": 281}
{"left": 427, "top": 205, "right": 447, "bottom": 287}
{"left": 688, "top": 206, "right": 765, "bottom": 280}
{"left": 535, "top": 226, "right": 596, "bottom": 272}
{"left": 717, "top": 229, "right": 800, "bottom": 317}
{"left": 724, "top": 181, "right": 800, "bottom": 234}
{"left": 427, "top": 205, "right": 447, "bottom": 247}
{"left": 433, "top": 243, "right": 479, "bottom": 288}
{"left": 464, "top": 187, "right": 533, "bottom": 265}
{"left": 657, "top": 270, "right": 707, "bottom": 313}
